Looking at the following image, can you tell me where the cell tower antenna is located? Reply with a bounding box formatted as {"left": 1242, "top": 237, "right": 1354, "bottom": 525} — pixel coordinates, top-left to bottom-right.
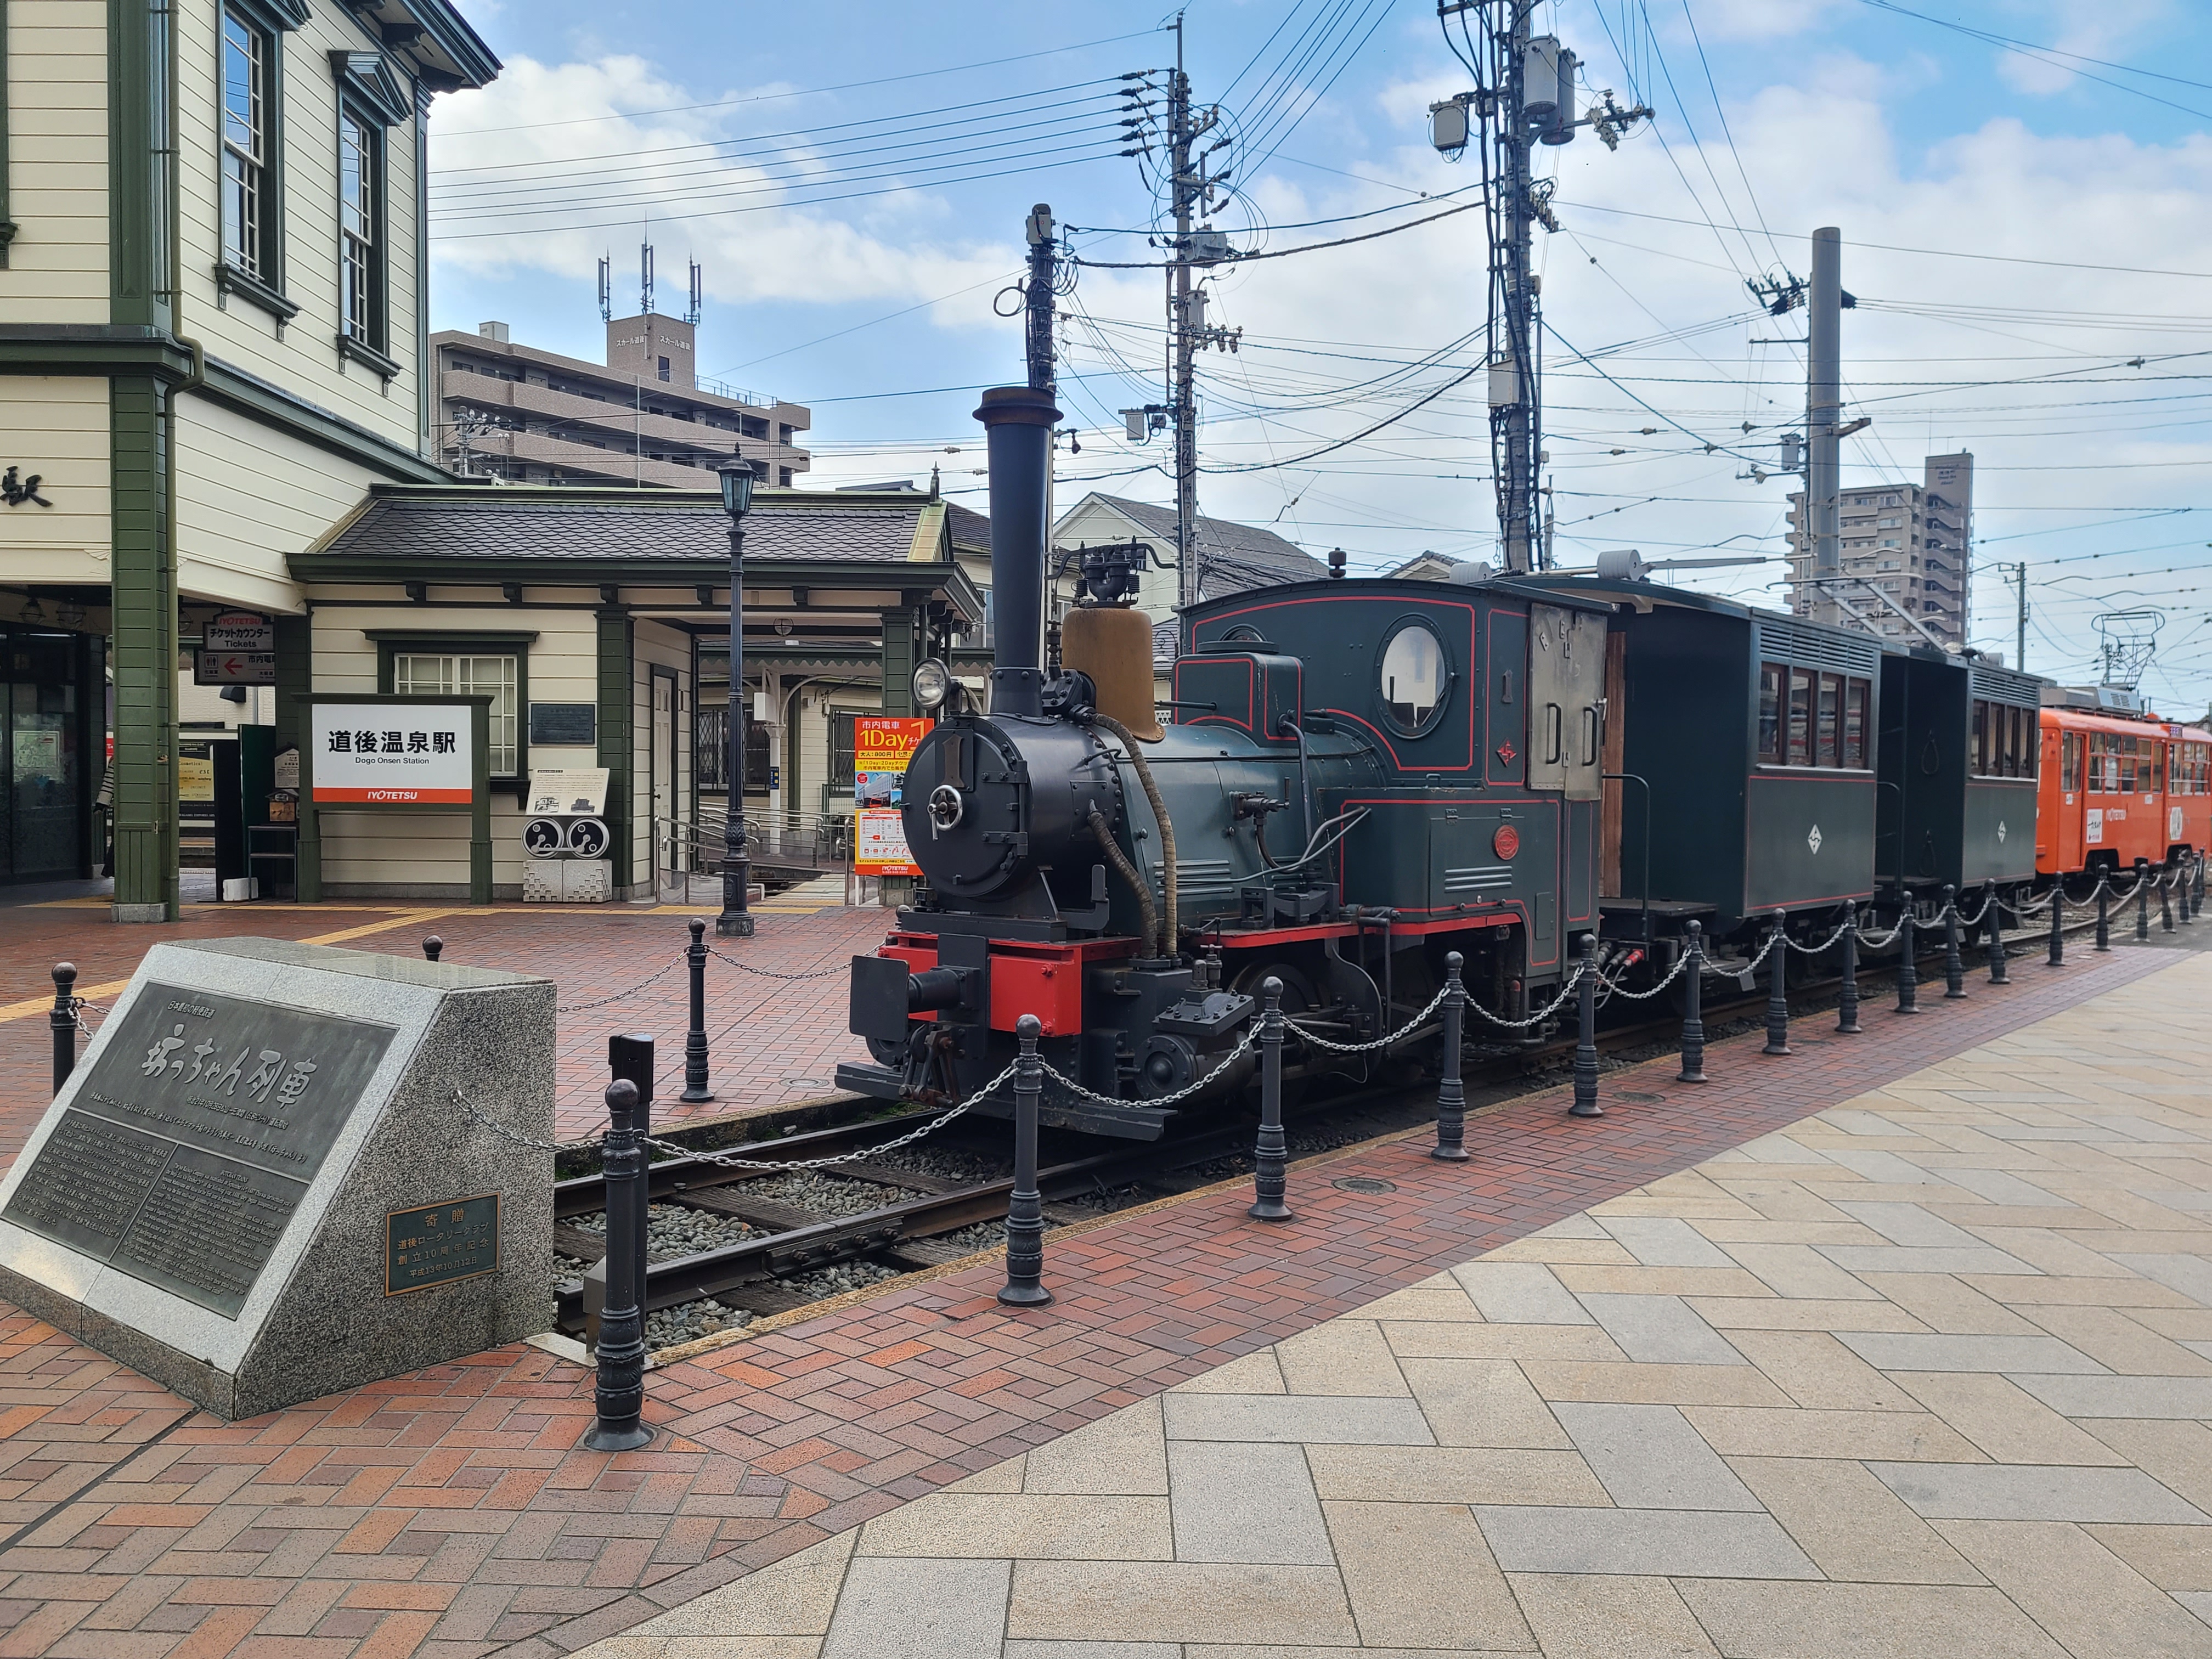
{"left": 640, "top": 242, "right": 655, "bottom": 315}
{"left": 685, "top": 258, "right": 703, "bottom": 326}
{"left": 597, "top": 255, "right": 611, "bottom": 323}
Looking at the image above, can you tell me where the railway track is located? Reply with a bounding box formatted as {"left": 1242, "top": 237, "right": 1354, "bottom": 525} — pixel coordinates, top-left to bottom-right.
{"left": 552, "top": 913, "right": 2121, "bottom": 1353}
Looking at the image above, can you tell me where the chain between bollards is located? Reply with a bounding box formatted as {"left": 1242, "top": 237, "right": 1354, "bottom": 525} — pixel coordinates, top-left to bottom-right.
{"left": 1984, "top": 880, "right": 2008, "bottom": 984}
{"left": 1836, "top": 906, "right": 1863, "bottom": 1034}
{"left": 583, "top": 1075, "right": 653, "bottom": 1453}
{"left": 1894, "top": 905, "right": 1920, "bottom": 1014}
{"left": 1569, "top": 936, "right": 1602, "bottom": 1118}
{"left": 1762, "top": 910, "right": 1791, "bottom": 1056}
{"left": 2047, "top": 883, "right": 2065, "bottom": 967}
{"left": 49, "top": 963, "right": 77, "bottom": 1099}
{"left": 1251, "top": 978, "right": 1295, "bottom": 1216}
{"left": 1942, "top": 885, "right": 1967, "bottom": 998}
{"left": 1677, "top": 922, "right": 1708, "bottom": 1082}
{"left": 998, "top": 1015, "right": 1053, "bottom": 1305}
{"left": 1431, "top": 955, "right": 1470, "bottom": 1161}
{"left": 681, "top": 919, "right": 714, "bottom": 1104}
{"left": 2096, "top": 872, "right": 2112, "bottom": 952}
{"left": 422, "top": 935, "right": 443, "bottom": 962}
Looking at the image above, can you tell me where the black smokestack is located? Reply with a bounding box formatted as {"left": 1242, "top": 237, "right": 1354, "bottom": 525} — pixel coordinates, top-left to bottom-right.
{"left": 973, "top": 385, "right": 1060, "bottom": 717}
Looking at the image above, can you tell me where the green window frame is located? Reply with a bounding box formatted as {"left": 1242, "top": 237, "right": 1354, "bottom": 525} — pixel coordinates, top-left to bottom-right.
{"left": 369, "top": 631, "right": 537, "bottom": 789}
{"left": 329, "top": 49, "right": 409, "bottom": 380}
{"left": 212, "top": 0, "right": 303, "bottom": 324}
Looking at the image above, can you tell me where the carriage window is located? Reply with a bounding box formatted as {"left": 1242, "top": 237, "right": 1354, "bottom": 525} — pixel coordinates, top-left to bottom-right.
{"left": 1972, "top": 699, "right": 1989, "bottom": 776}
{"left": 1817, "top": 674, "right": 1841, "bottom": 768}
{"left": 1377, "top": 619, "right": 1449, "bottom": 735}
{"left": 2018, "top": 707, "right": 2038, "bottom": 778}
{"left": 2062, "top": 731, "right": 2081, "bottom": 793}
{"left": 1757, "top": 663, "right": 1782, "bottom": 761}
{"left": 1843, "top": 678, "right": 1869, "bottom": 769}
{"left": 1787, "top": 668, "right": 1813, "bottom": 765}
{"left": 2119, "top": 736, "right": 2140, "bottom": 795}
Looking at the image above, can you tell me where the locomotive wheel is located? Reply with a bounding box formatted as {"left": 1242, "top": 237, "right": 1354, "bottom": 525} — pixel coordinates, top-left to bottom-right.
{"left": 1230, "top": 960, "right": 1322, "bottom": 1110}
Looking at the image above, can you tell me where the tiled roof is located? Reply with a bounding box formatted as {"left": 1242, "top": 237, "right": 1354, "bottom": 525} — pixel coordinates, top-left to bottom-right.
{"left": 309, "top": 488, "right": 938, "bottom": 566}
{"left": 945, "top": 501, "right": 991, "bottom": 552}
{"left": 1081, "top": 494, "right": 1328, "bottom": 590}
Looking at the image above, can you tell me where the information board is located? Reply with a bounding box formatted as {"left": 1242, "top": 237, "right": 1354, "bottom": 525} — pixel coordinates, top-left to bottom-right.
{"left": 312, "top": 703, "right": 474, "bottom": 805}
{"left": 386, "top": 1194, "right": 501, "bottom": 1295}
{"left": 526, "top": 768, "right": 610, "bottom": 816}
{"left": 2, "top": 984, "right": 394, "bottom": 1317}
{"left": 854, "top": 716, "right": 930, "bottom": 876}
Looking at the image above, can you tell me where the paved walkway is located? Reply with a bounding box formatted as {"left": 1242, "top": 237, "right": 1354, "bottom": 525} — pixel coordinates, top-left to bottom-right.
{"left": 0, "top": 935, "right": 2187, "bottom": 1657}
{"left": 580, "top": 949, "right": 2212, "bottom": 1658}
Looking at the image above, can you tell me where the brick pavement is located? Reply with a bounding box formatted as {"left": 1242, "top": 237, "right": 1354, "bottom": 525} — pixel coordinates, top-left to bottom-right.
{"left": 614, "top": 948, "right": 2212, "bottom": 1658}
{"left": 0, "top": 932, "right": 2184, "bottom": 1657}
{"left": 0, "top": 898, "right": 888, "bottom": 1151}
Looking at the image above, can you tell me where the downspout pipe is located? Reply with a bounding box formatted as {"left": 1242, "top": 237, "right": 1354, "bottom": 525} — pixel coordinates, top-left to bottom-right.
{"left": 974, "top": 386, "right": 1060, "bottom": 717}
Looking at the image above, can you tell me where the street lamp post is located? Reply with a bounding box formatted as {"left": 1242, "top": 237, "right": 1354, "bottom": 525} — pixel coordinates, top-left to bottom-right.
{"left": 716, "top": 460, "right": 756, "bottom": 938}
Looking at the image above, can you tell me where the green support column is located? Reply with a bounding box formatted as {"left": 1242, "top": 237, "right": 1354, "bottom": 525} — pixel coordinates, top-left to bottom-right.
{"left": 109, "top": 377, "right": 176, "bottom": 922}
{"left": 878, "top": 601, "right": 922, "bottom": 715}
{"left": 275, "top": 615, "right": 315, "bottom": 900}
{"left": 597, "top": 610, "right": 635, "bottom": 898}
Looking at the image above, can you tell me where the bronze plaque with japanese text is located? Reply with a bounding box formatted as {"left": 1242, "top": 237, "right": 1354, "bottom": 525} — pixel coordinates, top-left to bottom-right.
{"left": 2, "top": 983, "right": 394, "bottom": 1317}
{"left": 385, "top": 1194, "right": 501, "bottom": 1295}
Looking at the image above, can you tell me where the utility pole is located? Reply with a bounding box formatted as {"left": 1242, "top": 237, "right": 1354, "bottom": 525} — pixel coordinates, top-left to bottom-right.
{"left": 2013, "top": 561, "right": 2029, "bottom": 671}
{"left": 1433, "top": 7, "right": 1646, "bottom": 573}
{"left": 1167, "top": 16, "right": 1205, "bottom": 613}
{"left": 1023, "top": 204, "right": 1058, "bottom": 394}
{"left": 1807, "top": 227, "right": 1842, "bottom": 620}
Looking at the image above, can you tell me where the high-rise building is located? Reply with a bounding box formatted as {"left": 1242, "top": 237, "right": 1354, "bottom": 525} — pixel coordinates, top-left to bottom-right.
{"left": 1786, "top": 452, "right": 1973, "bottom": 646}
{"left": 432, "top": 314, "right": 811, "bottom": 488}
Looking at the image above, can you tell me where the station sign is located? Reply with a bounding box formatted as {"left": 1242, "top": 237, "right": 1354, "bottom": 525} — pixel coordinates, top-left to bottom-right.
{"left": 204, "top": 613, "right": 275, "bottom": 653}
{"left": 311, "top": 703, "right": 474, "bottom": 804}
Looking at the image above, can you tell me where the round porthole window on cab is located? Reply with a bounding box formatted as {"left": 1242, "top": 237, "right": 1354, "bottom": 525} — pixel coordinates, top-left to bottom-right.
{"left": 1377, "top": 618, "right": 1451, "bottom": 736}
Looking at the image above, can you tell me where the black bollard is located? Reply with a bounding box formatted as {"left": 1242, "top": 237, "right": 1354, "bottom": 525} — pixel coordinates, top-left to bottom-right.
{"left": 2137, "top": 859, "right": 2152, "bottom": 942}
{"left": 2048, "top": 884, "right": 2064, "bottom": 967}
{"left": 2181, "top": 862, "right": 2195, "bottom": 927}
{"left": 1251, "top": 979, "right": 1295, "bottom": 1217}
{"left": 1895, "top": 906, "right": 1921, "bottom": 1014}
{"left": 2096, "top": 872, "right": 2112, "bottom": 952}
{"left": 1762, "top": 910, "right": 1791, "bottom": 1056}
{"left": 607, "top": 1033, "right": 654, "bottom": 1321}
{"left": 1570, "top": 935, "right": 1602, "bottom": 1118}
{"left": 681, "top": 919, "right": 713, "bottom": 1103}
{"left": 2161, "top": 865, "right": 2176, "bottom": 934}
{"left": 1678, "top": 921, "right": 1708, "bottom": 1084}
{"left": 49, "top": 963, "right": 77, "bottom": 1098}
{"left": 422, "top": 935, "right": 443, "bottom": 962}
{"left": 1431, "top": 953, "right": 1470, "bottom": 1162}
{"left": 1837, "top": 906, "right": 1863, "bottom": 1034}
{"left": 1000, "top": 1014, "right": 1054, "bottom": 1301}
{"left": 2196, "top": 854, "right": 2206, "bottom": 916}
{"left": 1942, "top": 884, "right": 1967, "bottom": 999}
{"left": 583, "top": 1076, "right": 653, "bottom": 1452}
{"left": 1985, "top": 881, "right": 2008, "bottom": 984}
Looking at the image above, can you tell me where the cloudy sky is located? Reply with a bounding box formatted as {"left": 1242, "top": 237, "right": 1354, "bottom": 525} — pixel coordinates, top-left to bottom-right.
{"left": 426, "top": 0, "right": 2212, "bottom": 710}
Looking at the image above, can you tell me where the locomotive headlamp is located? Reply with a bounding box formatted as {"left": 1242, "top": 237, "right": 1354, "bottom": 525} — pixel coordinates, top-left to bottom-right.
{"left": 912, "top": 658, "right": 952, "bottom": 711}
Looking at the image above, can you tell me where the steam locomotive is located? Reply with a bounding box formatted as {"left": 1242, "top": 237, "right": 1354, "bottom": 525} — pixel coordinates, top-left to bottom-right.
{"left": 832, "top": 385, "right": 2177, "bottom": 1141}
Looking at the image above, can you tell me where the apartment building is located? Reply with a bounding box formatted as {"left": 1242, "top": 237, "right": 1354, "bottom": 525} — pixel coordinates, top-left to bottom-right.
{"left": 1786, "top": 452, "right": 1974, "bottom": 646}
{"left": 433, "top": 313, "right": 811, "bottom": 488}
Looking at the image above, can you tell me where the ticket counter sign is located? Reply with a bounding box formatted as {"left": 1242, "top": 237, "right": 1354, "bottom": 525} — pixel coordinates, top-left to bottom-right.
{"left": 854, "top": 716, "right": 931, "bottom": 876}
{"left": 311, "top": 703, "right": 474, "bottom": 804}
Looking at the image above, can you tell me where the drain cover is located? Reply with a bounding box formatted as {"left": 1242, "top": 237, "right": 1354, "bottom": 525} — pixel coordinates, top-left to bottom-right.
{"left": 1617, "top": 1091, "right": 1663, "bottom": 1102}
{"left": 1332, "top": 1176, "right": 1398, "bottom": 1194}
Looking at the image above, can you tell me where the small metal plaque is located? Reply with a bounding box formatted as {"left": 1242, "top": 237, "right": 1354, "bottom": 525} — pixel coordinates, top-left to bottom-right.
{"left": 386, "top": 1194, "right": 501, "bottom": 1295}
{"left": 529, "top": 702, "right": 597, "bottom": 747}
{"left": 2, "top": 982, "right": 394, "bottom": 1318}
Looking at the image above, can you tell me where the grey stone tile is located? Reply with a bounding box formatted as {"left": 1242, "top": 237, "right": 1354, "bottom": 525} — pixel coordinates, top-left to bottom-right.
{"left": 1472, "top": 1506, "right": 1820, "bottom": 1578}
{"left": 858, "top": 1493, "right": 1172, "bottom": 1561}
{"left": 2087, "top": 1114, "right": 2203, "bottom": 1144}
{"left": 1400, "top": 1357, "right": 1571, "bottom": 1448}
{"left": 1506, "top": 1573, "right": 1719, "bottom": 1657}
{"left": 1004, "top": 1646, "right": 1180, "bottom": 1659}
{"left": 1673, "top": 1579, "right": 2070, "bottom": 1659}
{"left": 1597, "top": 1216, "right": 1735, "bottom": 1268}
{"left": 1819, "top": 1244, "right": 2042, "bottom": 1275}
{"left": 1453, "top": 1261, "right": 1595, "bottom": 1324}
{"left": 1714, "top": 1242, "right": 1880, "bottom": 1301}
{"left": 1554, "top": 1403, "right": 1759, "bottom": 1511}
{"left": 1167, "top": 1441, "right": 1333, "bottom": 1566}
{"left": 632, "top": 1533, "right": 856, "bottom": 1638}
{"left": 2110, "top": 1253, "right": 2212, "bottom": 1306}
{"left": 1867, "top": 1462, "right": 2210, "bottom": 1523}
{"left": 2016, "top": 1374, "right": 2212, "bottom": 1420}
{"left": 1833, "top": 1200, "right": 1989, "bottom": 1246}
{"left": 1940, "top": 1167, "right": 2069, "bottom": 1207}
{"left": 1836, "top": 1332, "right": 2109, "bottom": 1374}
{"left": 1933, "top": 1519, "right": 2212, "bottom": 1658}
{"left": 821, "top": 1557, "right": 1009, "bottom": 1659}
{"left": 1577, "top": 1293, "right": 1745, "bottom": 1366}
{"left": 1006, "top": 1561, "right": 1357, "bottom": 1647}
{"left": 1323, "top": 1499, "right": 1531, "bottom": 1650}
{"left": 1161, "top": 1393, "right": 1435, "bottom": 1446}
{"left": 1025, "top": 1397, "right": 1169, "bottom": 1496}
{"left": 1305, "top": 1444, "right": 1608, "bottom": 1507}
{"left": 1272, "top": 1319, "right": 1409, "bottom": 1397}
{"left": 1823, "top": 1150, "right": 1953, "bottom": 1186}
{"left": 2085, "top": 1523, "right": 2212, "bottom": 1591}
{"left": 1727, "top": 1458, "right": 1985, "bottom": 1584}
{"left": 1820, "top": 1109, "right": 1909, "bottom": 1137}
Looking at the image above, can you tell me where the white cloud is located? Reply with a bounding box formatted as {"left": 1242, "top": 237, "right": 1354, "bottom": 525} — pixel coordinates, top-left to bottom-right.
{"left": 1994, "top": 0, "right": 2169, "bottom": 97}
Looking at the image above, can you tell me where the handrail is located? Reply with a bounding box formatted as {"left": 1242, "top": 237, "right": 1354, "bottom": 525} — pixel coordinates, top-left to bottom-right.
{"left": 1603, "top": 771, "right": 1652, "bottom": 957}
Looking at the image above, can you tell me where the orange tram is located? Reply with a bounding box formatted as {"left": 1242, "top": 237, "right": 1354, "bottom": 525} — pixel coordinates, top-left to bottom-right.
{"left": 2036, "top": 691, "right": 2212, "bottom": 884}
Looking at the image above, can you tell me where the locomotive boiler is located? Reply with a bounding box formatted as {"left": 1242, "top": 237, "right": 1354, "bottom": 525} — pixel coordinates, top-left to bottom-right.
{"left": 837, "top": 385, "right": 1611, "bottom": 1138}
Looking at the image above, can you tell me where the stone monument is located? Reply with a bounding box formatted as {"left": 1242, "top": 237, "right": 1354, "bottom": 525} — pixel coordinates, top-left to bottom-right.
{"left": 0, "top": 938, "right": 556, "bottom": 1419}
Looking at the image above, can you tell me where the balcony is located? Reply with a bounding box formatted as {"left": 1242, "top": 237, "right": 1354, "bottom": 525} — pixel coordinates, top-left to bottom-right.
{"left": 439, "top": 372, "right": 811, "bottom": 472}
